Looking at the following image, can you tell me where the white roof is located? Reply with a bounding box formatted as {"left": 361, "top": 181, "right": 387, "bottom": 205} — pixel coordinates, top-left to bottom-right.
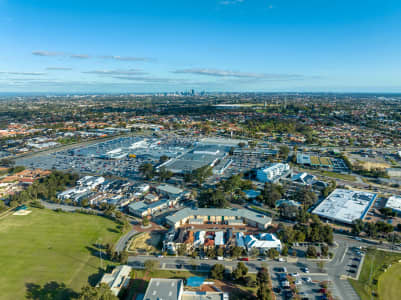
{"left": 194, "top": 231, "right": 205, "bottom": 246}
{"left": 215, "top": 231, "right": 225, "bottom": 246}
{"left": 312, "top": 189, "right": 377, "bottom": 224}
{"left": 144, "top": 278, "right": 183, "bottom": 300}
{"left": 244, "top": 233, "right": 281, "bottom": 250}
{"left": 297, "top": 153, "right": 311, "bottom": 164}
{"left": 156, "top": 183, "right": 184, "bottom": 195}
{"left": 100, "top": 265, "right": 132, "bottom": 296}
{"left": 385, "top": 195, "right": 401, "bottom": 213}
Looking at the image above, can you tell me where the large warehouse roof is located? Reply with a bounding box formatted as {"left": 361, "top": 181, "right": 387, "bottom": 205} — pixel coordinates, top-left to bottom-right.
{"left": 312, "top": 189, "right": 377, "bottom": 224}
{"left": 166, "top": 207, "right": 272, "bottom": 227}
{"left": 385, "top": 195, "right": 401, "bottom": 214}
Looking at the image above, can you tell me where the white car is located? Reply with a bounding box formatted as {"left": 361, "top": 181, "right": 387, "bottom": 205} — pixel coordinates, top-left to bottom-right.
{"left": 295, "top": 280, "right": 302, "bottom": 285}
{"left": 277, "top": 257, "right": 285, "bottom": 262}
{"left": 290, "top": 272, "right": 299, "bottom": 277}
{"left": 303, "top": 277, "right": 312, "bottom": 283}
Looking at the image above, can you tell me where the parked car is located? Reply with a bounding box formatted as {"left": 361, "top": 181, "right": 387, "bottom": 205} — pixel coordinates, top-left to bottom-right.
{"left": 303, "top": 277, "right": 312, "bottom": 283}
{"left": 240, "top": 257, "right": 249, "bottom": 261}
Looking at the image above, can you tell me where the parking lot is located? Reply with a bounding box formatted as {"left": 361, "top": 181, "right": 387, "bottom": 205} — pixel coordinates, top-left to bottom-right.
{"left": 15, "top": 135, "right": 197, "bottom": 178}
{"left": 270, "top": 266, "right": 334, "bottom": 300}
{"left": 342, "top": 247, "right": 364, "bottom": 278}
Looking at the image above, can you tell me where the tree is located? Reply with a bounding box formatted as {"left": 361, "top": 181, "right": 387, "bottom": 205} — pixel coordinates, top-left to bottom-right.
{"left": 232, "top": 262, "right": 248, "bottom": 281}
{"left": 321, "top": 244, "right": 329, "bottom": 257}
{"left": 198, "top": 188, "right": 227, "bottom": 208}
{"left": 231, "top": 246, "right": 243, "bottom": 258}
{"left": 192, "top": 165, "right": 213, "bottom": 185}
{"left": 257, "top": 287, "right": 271, "bottom": 300}
{"left": 317, "top": 261, "right": 326, "bottom": 272}
{"left": 142, "top": 216, "right": 149, "bottom": 226}
{"left": 281, "top": 244, "right": 288, "bottom": 256}
{"left": 177, "top": 244, "right": 187, "bottom": 256}
{"left": 158, "top": 167, "right": 173, "bottom": 182}
{"left": 139, "top": 163, "right": 155, "bottom": 180}
{"left": 106, "top": 243, "right": 116, "bottom": 261}
{"left": 279, "top": 145, "right": 290, "bottom": 159}
{"left": 0, "top": 200, "right": 6, "bottom": 211}
{"left": 119, "top": 251, "right": 128, "bottom": 264}
{"left": 79, "top": 283, "right": 118, "bottom": 300}
{"left": 159, "top": 155, "right": 169, "bottom": 163}
{"left": 306, "top": 245, "right": 317, "bottom": 258}
{"left": 206, "top": 247, "right": 216, "bottom": 258}
{"left": 81, "top": 198, "right": 89, "bottom": 207}
{"left": 216, "top": 247, "right": 224, "bottom": 257}
{"left": 379, "top": 207, "right": 396, "bottom": 218}
{"left": 250, "top": 248, "right": 259, "bottom": 257}
{"left": 244, "top": 276, "right": 256, "bottom": 287}
{"left": 211, "top": 264, "right": 225, "bottom": 280}
{"left": 256, "top": 267, "right": 269, "bottom": 286}
{"left": 267, "top": 248, "right": 279, "bottom": 259}
{"left": 144, "top": 259, "right": 159, "bottom": 273}
{"left": 256, "top": 267, "right": 271, "bottom": 300}
{"left": 294, "top": 186, "right": 317, "bottom": 209}
{"left": 260, "top": 183, "right": 282, "bottom": 208}
{"left": 26, "top": 281, "right": 79, "bottom": 300}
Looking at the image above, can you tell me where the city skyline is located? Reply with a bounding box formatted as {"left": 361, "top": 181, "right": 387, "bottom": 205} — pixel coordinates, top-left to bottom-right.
{"left": 1, "top": 0, "right": 401, "bottom": 93}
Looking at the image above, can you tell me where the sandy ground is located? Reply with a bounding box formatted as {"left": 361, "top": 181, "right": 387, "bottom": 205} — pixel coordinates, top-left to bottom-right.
{"left": 129, "top": 231, "right": 163, "bottom": 253}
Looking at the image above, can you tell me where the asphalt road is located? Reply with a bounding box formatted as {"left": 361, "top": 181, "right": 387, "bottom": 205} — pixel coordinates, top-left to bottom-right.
{"left": 115, "top": 230, "right": 137, "bottom": 253}
{"left": 40, "top": 200, "right": 102, "bottom": 214}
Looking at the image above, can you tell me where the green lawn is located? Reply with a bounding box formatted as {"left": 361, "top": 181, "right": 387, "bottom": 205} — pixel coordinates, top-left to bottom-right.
{"left": 349, "top": 249, "right": 401, "bottom": 300}
{"left": 317, "top": 170, "right": 357, "bottom": 181}
{"left": 378, "top": 263, "right": 401, "bottom": 300}
{"left": 249, "top": 205, "right": 276, "bottom": 216}
{"left": 0, "top": 208, "right": 122, "bottom": 299}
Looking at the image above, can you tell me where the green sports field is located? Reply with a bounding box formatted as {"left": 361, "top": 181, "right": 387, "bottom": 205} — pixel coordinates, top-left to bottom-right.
{"left": 349, "top": 249, "right": 401, "bottom": 300}
{"left": 378, "top": 262, "right": 401, "bottom": 300}
{"left": 0, "top": 208, "right": 122, "bottom": 299}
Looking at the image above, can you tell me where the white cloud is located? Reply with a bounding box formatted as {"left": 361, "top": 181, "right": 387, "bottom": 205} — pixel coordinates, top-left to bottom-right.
{"left": 101, "top": 55, "right": 154, "bottom": 62}
{"left": 70, "top": 54, "right": 90, "bottom": 59}
{"left": 32, "top": 51, "right": 63, "bottom": 57}
{"left": 173, "top": 68, "right": 304, "bottom": 80}
{"left": 82, "top": 69, "right": 147, "bottom": 76}
{"left": 32, "top": 51, "right": 154, "bottom": 62}
{"left": 220, "top": 0, "right": 244, "bottom": 5}
{"left": 46, "top": 67, "right": 72, "bottom": 71}
{"left": 0, "top": 71, "right": 46, "bottom": 76}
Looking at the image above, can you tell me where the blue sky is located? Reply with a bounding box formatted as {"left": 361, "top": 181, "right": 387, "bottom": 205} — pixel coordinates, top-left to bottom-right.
{"left": 1, "top": 0, "right": 401, "bottom": 93}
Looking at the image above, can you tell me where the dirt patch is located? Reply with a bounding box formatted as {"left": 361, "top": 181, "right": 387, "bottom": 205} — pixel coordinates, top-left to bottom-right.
{"left": 129, "top": 231, "right": 163, "bottom": 253}
{"left": 357, "top": 161, "right": 390, "bottom": 171}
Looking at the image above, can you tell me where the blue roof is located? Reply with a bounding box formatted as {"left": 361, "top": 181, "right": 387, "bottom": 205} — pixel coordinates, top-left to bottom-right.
{"left": 186, "top": 276, "right": 205, "bottom": 287}
{"left": 16, "top": 205, "right": 28, "bottom": 211}
{"left": 244, "top": 189, "right": 261, "bottom": 198}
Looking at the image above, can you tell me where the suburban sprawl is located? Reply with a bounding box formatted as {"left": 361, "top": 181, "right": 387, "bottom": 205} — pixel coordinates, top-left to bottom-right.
{"left": 0, "top": 93, "right": 401, "bottom": 300}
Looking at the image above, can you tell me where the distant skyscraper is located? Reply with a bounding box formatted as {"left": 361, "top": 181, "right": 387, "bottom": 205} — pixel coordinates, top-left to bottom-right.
{"left": 191, "top": 89, "right": 195, "bottom": 96}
